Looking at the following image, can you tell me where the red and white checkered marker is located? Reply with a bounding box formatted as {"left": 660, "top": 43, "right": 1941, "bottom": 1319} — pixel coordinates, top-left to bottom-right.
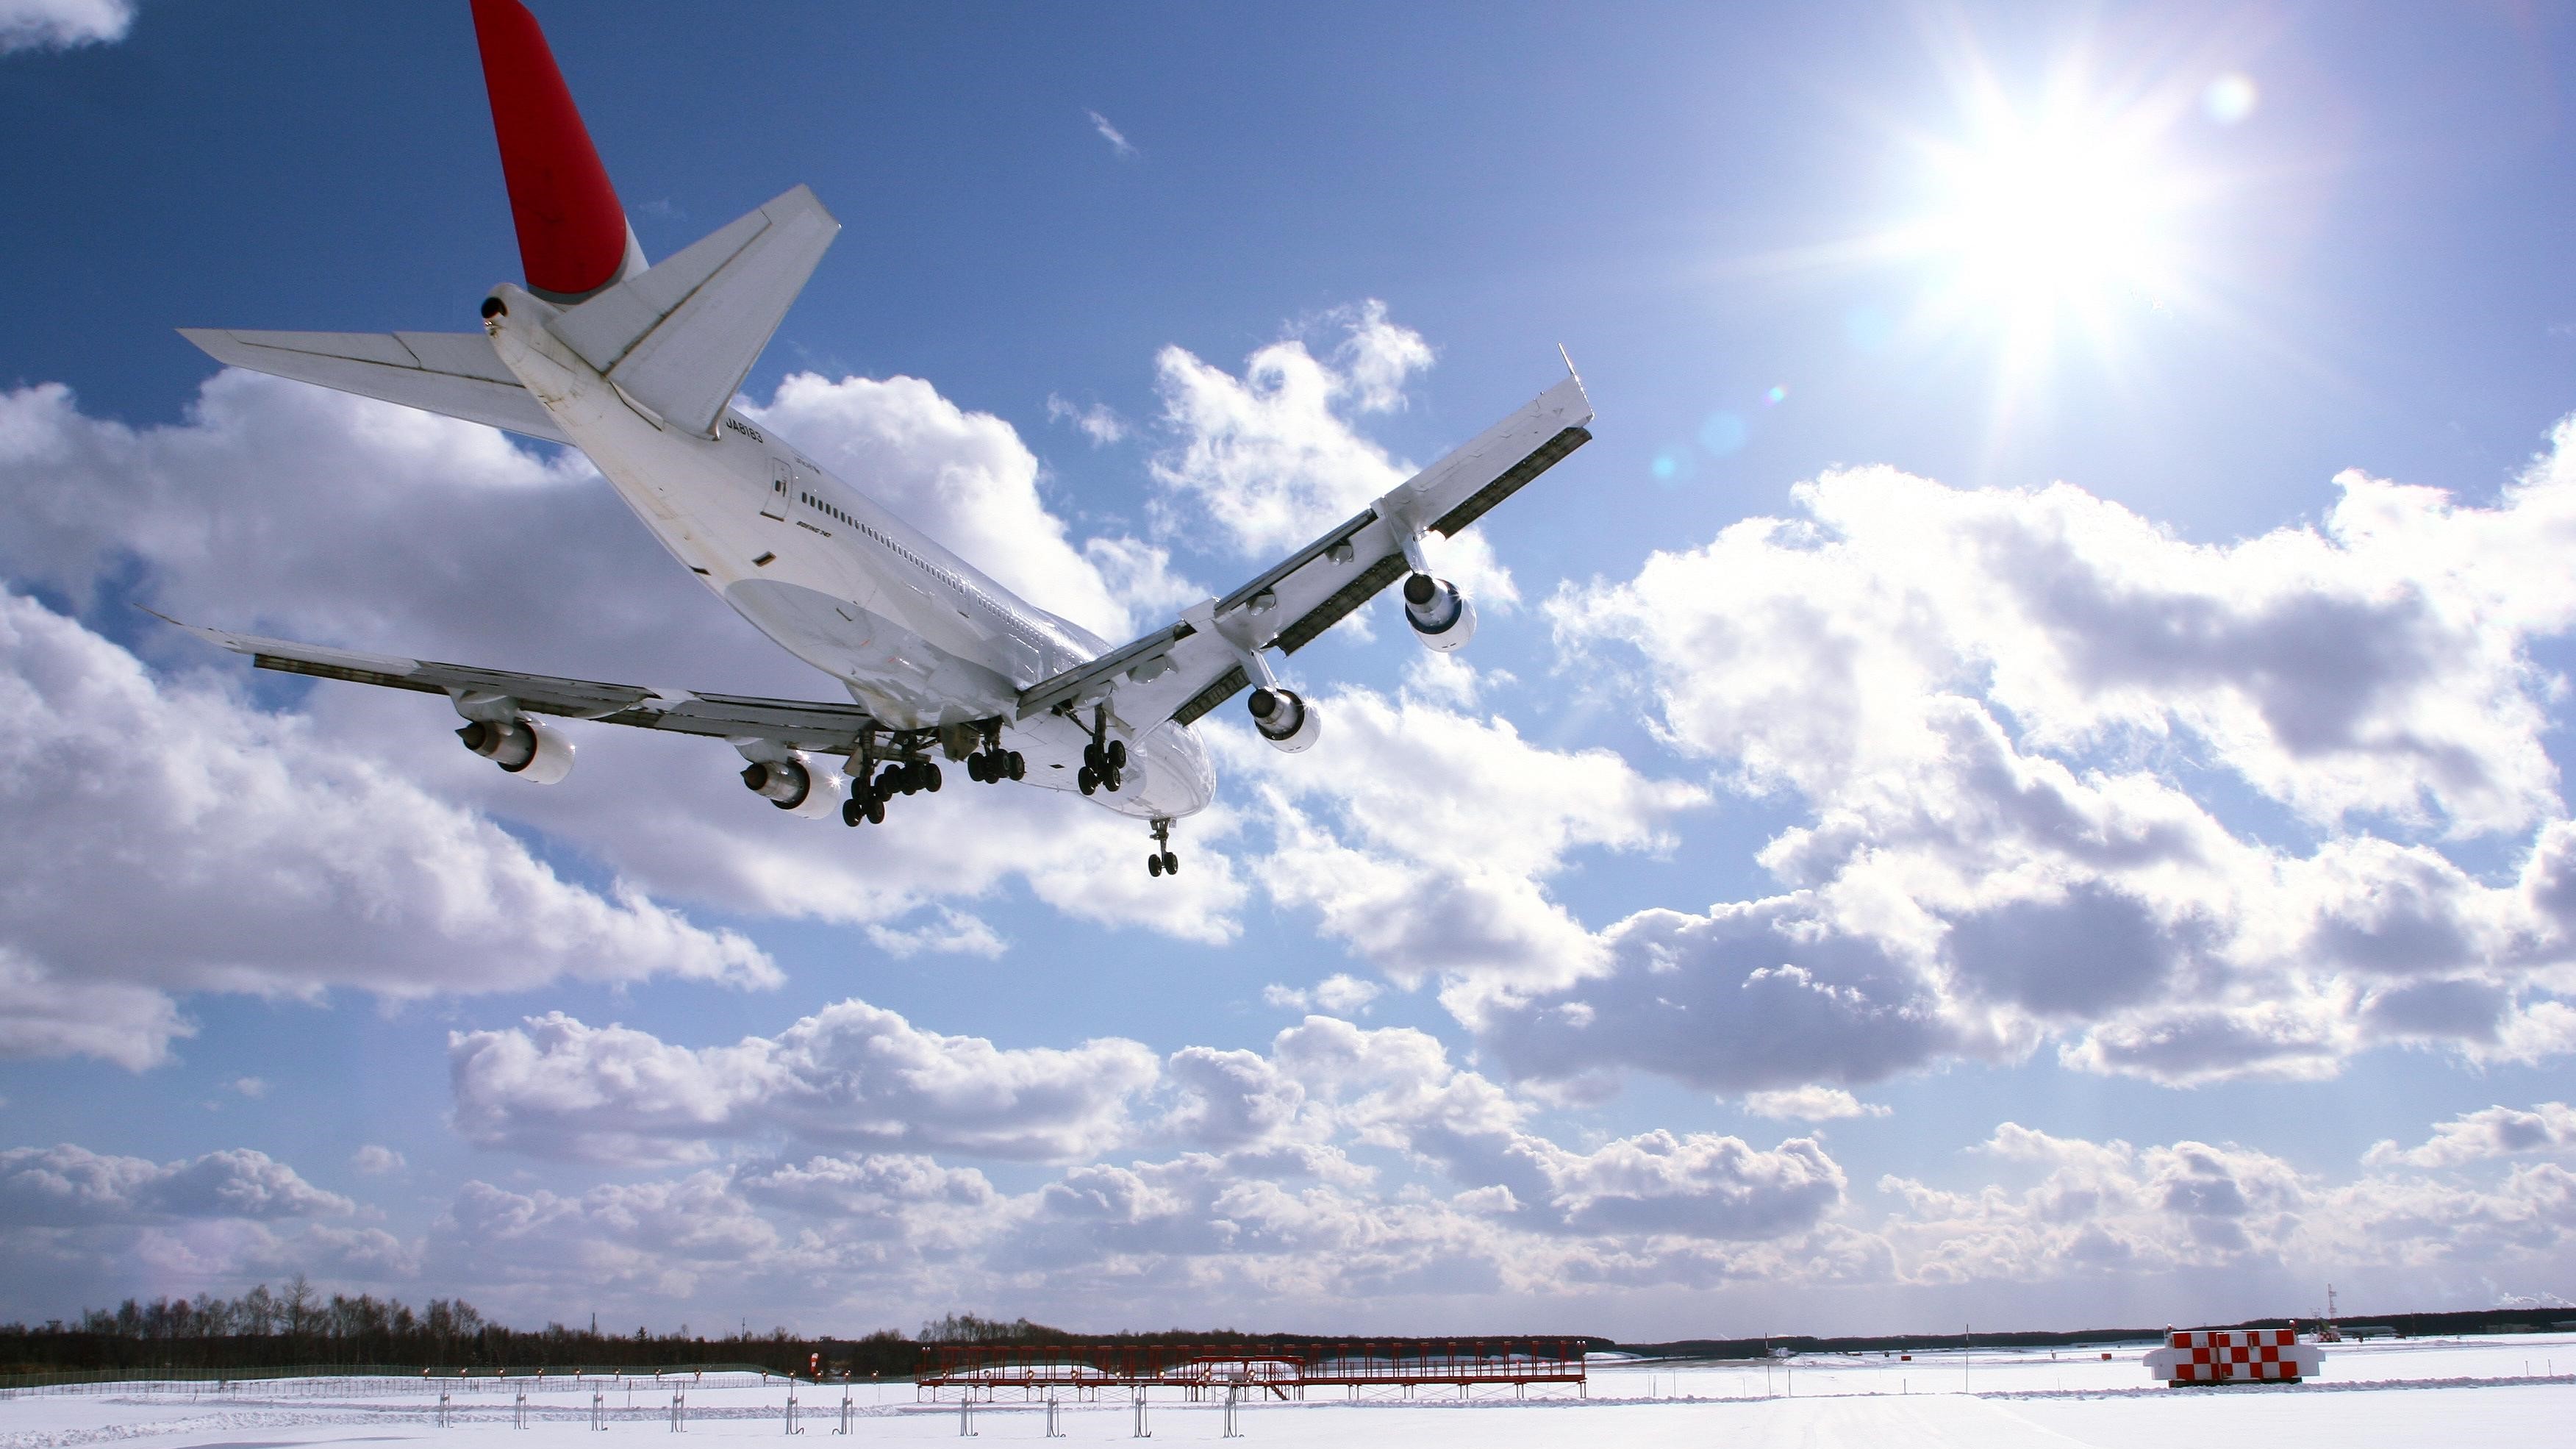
{"left": 2142, "top": 1327, "right": 2325, "bottom": 1386}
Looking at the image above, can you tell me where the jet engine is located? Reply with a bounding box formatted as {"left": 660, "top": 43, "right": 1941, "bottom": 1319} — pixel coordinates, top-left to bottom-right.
{"left": 457, "top": 717, "right": 575, "bottom": 784}
{"left": 1401, "top": 573, "right": 1476, "bottom": 652}
{"left": 740, "top": 755, "right": 848, "bottom": 819}
{"left": 1248, "top": 687, "right": 1320, "bottom": 753}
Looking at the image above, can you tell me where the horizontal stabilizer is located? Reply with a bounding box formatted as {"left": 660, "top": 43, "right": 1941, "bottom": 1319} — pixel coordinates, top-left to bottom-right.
{"left": 178, "top": 328, "right": 570, "bottom": 444}
{"left": 547, "top": 185, "right": 839, "bottom": 437}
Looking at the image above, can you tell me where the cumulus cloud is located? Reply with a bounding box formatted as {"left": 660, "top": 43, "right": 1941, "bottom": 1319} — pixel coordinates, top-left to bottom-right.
{"left": 431, "top": 1007, "right": 1852, "bottom": 1316}
{"left": 1260, "top": 973, "right": 1382, "bottom": 1016}
{"left": 351, "top": 1145, "right": 406, "bottom": 1176}
{"left": 0, "top": 591, "right": 773, "bottom": 1067}
{"left": 1218, "top": 688, "right": 1703, "bottom": 1001}
{"left": 1875, "top": 1121, "right": 2576, "bottom": 1289}
{"left": 448, "top": 1001, "right": 1162, "bottom": 1164}
{"left": 747, "top": 373, "right": 1142, "bottom": 641}
{"left": 0, "top": 1144, "right": 349, "bottom": 1227}
{"left": 1503, "top": 440, "right": 2576, "bottom": 1092}
{"left": 864, "top": 906, "right": 1007, "bottom": 959}
{"left": 0, "top": 370, "right": 1254, "bottom": 1035}
{"left": 1047, "top": 394, "right": 1129, "bottom": 446}
{"left": 2366, "top": 1102, "right": 2576, "bottom": 1169}
{"left": 0, "top": 0, "right": 130, "bottom": 54}
{"left": 1149, "top": 302, "right": 1516, "bottom": 609}
{"left": 1744, "top": 1086, "right": 1891, "bottom": 1122}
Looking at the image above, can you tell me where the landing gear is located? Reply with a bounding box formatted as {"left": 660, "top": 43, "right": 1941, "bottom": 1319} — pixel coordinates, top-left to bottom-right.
{"left": 1145, "top": 818, "right": 1179, "bottom": 879}
{"left": 1078, "top": 705, "right": 1128, "bottom": 793}
{"left": 877, "top": 759, "right": 938, "bottom": 795}
{"left": 967, "top": 748, "right": 1025, "bottom": 783}
{"left": 842, "top": 723, "right": 1020, "bottom": 826}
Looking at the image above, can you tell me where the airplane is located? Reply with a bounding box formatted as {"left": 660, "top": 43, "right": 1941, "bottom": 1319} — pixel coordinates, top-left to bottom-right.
{"left": 166, "top": 0, "right": 1594, "bottom": 879}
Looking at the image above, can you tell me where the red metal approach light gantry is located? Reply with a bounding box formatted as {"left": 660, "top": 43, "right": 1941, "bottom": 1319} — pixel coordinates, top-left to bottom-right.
{"left": 915, "top": 1339, "right": 1590, "bottom": 1403}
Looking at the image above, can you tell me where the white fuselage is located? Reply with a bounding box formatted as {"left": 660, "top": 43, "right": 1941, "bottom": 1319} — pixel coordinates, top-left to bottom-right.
{"left": 483, "top": 284, "right": 1214, "bottom": 820}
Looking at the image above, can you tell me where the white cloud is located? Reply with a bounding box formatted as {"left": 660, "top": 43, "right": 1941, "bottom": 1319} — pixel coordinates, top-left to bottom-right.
{"left": 448, "top": 1001, "right": 1163, "bottom": 1164}
{"left": 1086, "top": 110, "right": 1137, "bottom": 160}
{"left": 0, "top": 1144, "right": 349, "bottom": 1226}
{"left": 1148, "top": 302, "right": 1517, "bottom": 610}
{"left": 1219, "top": 688, "right": 1703, "bottom": 1000}
{"left": 1259, "top": 973, "right": 1381, "bottom": 1017}
{"left": 1744, "top": 1086, "right": 1891, "bottom": 1122}
{"left": 2366, "top": 1102, "right": 2576, "bottom": 1169}
{"left": 1080, "top": 534, "right": 1206, "bottom": 625}
{"left": 350, "top": 1145, "right": 406, "bottom": 1176}
{"left": 865, "top": 906, "right": 1007, "bottom": 959}
{"left": 748, "top": 372, "right": 1138, "bottom": 640}
{"left": 1874, "top": 1121, "right": 2576, "bottom": 1289}
{"left": 1510, "top": 438, "right": 2576, "bottom": 1090}
{"left": 0, "top": 370, "right": 1253, "bottom": 1012}
{"left": 1047, "top": 393, "right": 1129, "bottom": 445}
{"left": 0, "top": 0, "right": 129, "bottom": 54}
{"left": 0, "top": 591, "right": 774, "bottom": 1068}
{"left": 228, "top": 1076, "right": 269, "bottom": 1099}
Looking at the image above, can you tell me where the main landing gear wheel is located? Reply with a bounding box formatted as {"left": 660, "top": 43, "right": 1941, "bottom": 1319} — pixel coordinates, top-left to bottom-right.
{"left": 1083, "top": 736, "right": 1128, "bottom": 793}
{"left": 966, "top": 749, "right": 1027, "bottom": 784}
{"left": 844, "top": 776, "right": 890, "bottom": 826}
{"left": 1145, "top": 818, "right": 1179, "bottom": 879}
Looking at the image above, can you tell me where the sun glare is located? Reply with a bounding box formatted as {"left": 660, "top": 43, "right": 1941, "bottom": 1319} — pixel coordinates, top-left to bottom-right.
{"left": 1927, "top": 120, "right": 2176, "bottom": 318}
{"left": 1858, "top": 66, "right": 2217, "bottom": 432}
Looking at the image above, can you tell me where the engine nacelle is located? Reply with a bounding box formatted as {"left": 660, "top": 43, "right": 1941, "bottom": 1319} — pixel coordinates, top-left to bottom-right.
{"left": 1402, "top": 573, "right": 1476, "bottom": 652}
{"left": 740, "top": 756, "right": 847, "bottom": 818}
{"left": 1248, "top": 687, "right": 1320, "bottom": 753}
{"left": 457, "top": 718, "right": 575, "bottom": 784}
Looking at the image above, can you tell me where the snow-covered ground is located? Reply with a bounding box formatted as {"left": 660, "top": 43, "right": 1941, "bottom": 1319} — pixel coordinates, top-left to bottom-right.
{"left": 2, "top": 1336, "right": 2569, "bottom": 1449}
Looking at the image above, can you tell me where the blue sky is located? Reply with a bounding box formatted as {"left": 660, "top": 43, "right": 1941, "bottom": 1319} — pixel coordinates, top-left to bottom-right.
{"left": 4, "top": 0, "right": 2576, "bottom": 1341}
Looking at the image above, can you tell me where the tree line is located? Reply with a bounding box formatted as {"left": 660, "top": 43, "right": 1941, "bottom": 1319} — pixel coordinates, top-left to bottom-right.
{"left": 3, "top": 1289, "right": 1614, "bottom": 1381}
{"left": 0, "top": 1277, "right": 914, "bottom": 1379}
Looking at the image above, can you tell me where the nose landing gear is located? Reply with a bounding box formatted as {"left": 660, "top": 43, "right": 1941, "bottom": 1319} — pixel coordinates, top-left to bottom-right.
{"left": 1145, "top": 817, "right": 1179, "bottom": 879}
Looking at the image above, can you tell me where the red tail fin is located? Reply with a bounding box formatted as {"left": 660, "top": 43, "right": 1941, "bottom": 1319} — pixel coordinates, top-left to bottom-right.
{"left": 470, "top": 0, "right": 636, "bottom": 304}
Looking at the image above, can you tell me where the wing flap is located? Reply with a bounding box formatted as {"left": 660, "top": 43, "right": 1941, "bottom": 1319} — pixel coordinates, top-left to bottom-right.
{"left": 177, "top": 328, "right": 571, "bottom": 445}
{"left": 162, "top": 615, "right": 878, "bottom": 754}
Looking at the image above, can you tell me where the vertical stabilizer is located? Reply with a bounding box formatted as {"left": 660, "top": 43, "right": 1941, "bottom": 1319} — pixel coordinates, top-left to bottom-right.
{"left": 470, "top": 0, "right": 645, "bottom": 304}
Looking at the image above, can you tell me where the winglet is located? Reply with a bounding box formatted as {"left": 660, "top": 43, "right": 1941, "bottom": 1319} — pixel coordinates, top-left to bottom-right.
{"left": 1558, "top": 342, "right": 1581, "bottom": 384}
{"left": 137, "top": 603, "right": 257, "bottom": 658}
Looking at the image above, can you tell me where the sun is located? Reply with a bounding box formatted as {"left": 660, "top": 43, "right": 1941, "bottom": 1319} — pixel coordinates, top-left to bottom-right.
{"left": 1925, "top": 117, "right": 2178, "bottom": 318}
{"left": 1867, "top": 69, "right": 2213, "bottom": 418}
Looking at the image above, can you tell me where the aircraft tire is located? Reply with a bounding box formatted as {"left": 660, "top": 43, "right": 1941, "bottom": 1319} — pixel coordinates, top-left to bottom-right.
{"left": 1008, "top": 751, "right": 1026, "bottom": 780}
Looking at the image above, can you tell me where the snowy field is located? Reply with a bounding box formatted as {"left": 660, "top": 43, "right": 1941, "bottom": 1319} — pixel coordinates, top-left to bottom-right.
{"left": 2, "top": 1336, "right": 2570, "bottom": 1449}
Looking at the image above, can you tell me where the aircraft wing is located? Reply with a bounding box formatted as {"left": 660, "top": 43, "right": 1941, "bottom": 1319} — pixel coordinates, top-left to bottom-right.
{"left": 162, "top": 615, "right": 879, "bottom": 754}
{"left": 1017, "top": 368, "right": 1592, "bottom": 731}
{"left": 178, "top": 328, "right": 572, "bottom": 446}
